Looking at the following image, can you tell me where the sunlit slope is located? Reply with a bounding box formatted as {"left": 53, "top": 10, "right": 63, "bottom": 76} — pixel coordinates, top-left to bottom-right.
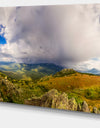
{"left": 37, "top": 69, "right": 100, "bottom": 109}
{"left": 38, "top": 70, "right": 100, "bottom": 91}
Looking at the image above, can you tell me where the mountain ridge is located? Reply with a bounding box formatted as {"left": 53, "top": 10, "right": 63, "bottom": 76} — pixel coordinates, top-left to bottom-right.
{"left": 0, "top": 62, "right": 64, "bottom": 81}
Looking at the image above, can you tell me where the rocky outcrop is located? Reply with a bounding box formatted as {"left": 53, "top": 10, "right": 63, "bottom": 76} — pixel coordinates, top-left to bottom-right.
{"left": 92, "top": 107, "right": 100, "bottom": 114}
{"left": 81, "top": 101, "right": 90, "bottom": 113}
{"left": 52, "top": 92, "right": 68, "bottom": 110}
{"left": 0, "top": 76, "right": 19, "bottom": 103}
{"left": 25, "top": 89, "right": 93, "bottom": 113}
{"left": 68, "top": 97, "right": 77, "bottom": 111}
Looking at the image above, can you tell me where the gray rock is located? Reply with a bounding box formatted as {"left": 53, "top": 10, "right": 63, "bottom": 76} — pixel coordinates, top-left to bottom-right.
{"left": 52, "top": 92, "right": 68, "bottom": 110}
{"left": 77, "top": 103, "right": 82, "bottom": 111}
{"left": 41, "top": 89, "right": 59, "bottom": 107}
{"left": 68, "top": 97, "right": 77, "bottom": 111}
{"left": 81, "top": 101, "right": 90, "bottom": 113}
{"left": 93, "top": 107, "right": 100, "bottom": 114}
{"left": 24, "top": 89, "right": 93, "bottom": 113}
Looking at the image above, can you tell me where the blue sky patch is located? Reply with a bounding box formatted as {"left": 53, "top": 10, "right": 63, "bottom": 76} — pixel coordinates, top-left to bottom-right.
{"left": 0, "top": 24, "right": 6, "bottom": 45}
{"left": 0, "top": 35, "right": 6, "bottom": 44}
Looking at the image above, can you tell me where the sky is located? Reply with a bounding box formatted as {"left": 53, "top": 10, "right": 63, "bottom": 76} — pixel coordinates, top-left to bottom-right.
{"left": 0, "top": 5, "right": 100, "bottom": 71}
{"left": 0, "top": 25, "right": 6, "bottom": 45}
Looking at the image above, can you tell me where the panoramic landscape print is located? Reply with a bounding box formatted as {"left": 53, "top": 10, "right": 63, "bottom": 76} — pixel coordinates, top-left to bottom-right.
{"left": 1, "top": 4, "right": 100, "bottom": 114}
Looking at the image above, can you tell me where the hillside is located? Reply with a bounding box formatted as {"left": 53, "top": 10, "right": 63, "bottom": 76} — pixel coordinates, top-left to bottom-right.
{"left": 0, "top": 62, "right": 63, "bottom": 81}
{"left": 1, "top": 67, "right": 100, "bottom": 113}
{"left": 36, "top": 69, "right": 100, "bottom": 110}
{"left": 0, "top": 71, "right": 49, "bottom": 103}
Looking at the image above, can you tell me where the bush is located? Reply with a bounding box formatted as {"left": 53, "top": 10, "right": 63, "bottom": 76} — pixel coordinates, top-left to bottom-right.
{"left": 84, "top": 88, "right": 99, "bottom": 99}
{"left": 67, "top": 92, "right": 83, "bottom": 104}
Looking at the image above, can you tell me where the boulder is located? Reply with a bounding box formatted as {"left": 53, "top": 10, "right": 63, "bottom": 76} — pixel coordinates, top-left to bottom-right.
{"left": 52, "top": 92, "right": 68, "bottom": 110}
{"left": 81, "top": 101, "right": 90, "bottom": 113}
{"left": 68, "top": 97, "right": 77, "bottom": 111}
{"left": 41, "top": 89, "right": 59, "bottom": 107}
{"left": 93, "top": 107, "right": 100, "bottom": 114}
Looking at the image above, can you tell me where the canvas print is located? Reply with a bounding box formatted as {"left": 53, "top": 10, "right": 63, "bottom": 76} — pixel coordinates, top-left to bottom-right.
{"left": 1, "top": 4, "right": 100, "bottom": 114}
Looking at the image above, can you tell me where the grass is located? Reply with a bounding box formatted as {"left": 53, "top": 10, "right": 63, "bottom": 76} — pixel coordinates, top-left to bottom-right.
{"left": 1, "top": 68, "right": 100, "bottom": 110}
{"left": 36, "top": 72, "right": 100, "bottom": 109}
{"left": 38, "top": 73, "right": 100, "bottom": 90}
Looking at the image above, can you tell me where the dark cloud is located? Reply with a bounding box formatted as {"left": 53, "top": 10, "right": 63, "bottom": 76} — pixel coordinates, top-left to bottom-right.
{"left": 0, "top": 5, "right": 100, "bottom": 69}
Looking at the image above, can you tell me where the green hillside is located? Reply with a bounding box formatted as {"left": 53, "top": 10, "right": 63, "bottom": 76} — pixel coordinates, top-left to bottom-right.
{"left": 0, "top": 62, "right": 63, "bottom": 81}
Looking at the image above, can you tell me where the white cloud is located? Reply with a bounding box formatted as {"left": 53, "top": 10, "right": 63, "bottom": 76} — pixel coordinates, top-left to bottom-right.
{"left": 0, "top": 5, "right": 100, "bottom": 70}
{"left": 71, "top": 58, "right": 100, "bottom": 71}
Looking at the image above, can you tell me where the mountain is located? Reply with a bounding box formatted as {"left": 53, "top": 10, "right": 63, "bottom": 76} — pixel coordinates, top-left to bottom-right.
{"left": 87, "top": 68, "right": 100, "bottom": 75}
{"left": 0, "top": 62, "right": 63, "bottom": 80}
{"left": 0, "top": 61, "right": 14, "bottom": 65}
{"left": 79, "top": 68, "right": 100, "bottom": 75}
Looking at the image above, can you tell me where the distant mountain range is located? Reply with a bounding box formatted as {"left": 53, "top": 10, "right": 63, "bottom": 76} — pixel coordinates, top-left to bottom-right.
{"left": 0, "top": 62, "right": 63, "bottom": 80}
{"left": 78, "top": 68, "right": 100, "bottom": 75}
{"left": 0, "top": 61, "right": 100, "bottom": 81}
{"left": 86, "top": 68, "right": 100, "bottom": 74}
{"left": 0, "top": 62, "right": 63, "bottom": 73}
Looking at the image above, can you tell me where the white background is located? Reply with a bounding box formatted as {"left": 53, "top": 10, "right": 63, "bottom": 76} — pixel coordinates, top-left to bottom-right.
{"left": 0, "top": 0, "right": 100, "bottom": 128}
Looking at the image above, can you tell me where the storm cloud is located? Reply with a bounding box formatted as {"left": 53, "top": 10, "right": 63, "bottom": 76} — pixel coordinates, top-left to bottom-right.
{"left": 0, "top": 5, "right": 100, "bottom": 69}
